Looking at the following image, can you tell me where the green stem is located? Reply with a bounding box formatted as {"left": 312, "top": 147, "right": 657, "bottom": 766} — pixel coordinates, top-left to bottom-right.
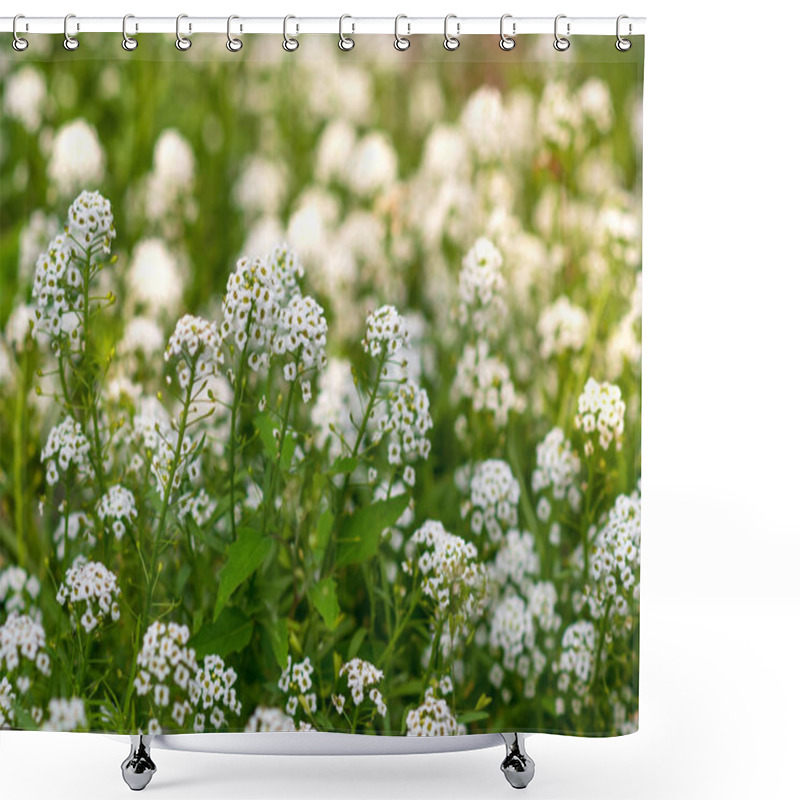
{"left": 144, "top": 361, "right": 197, "bottom": 618}
{"left": 264, "top": 376, "right": 297, "bottom": 520}
{"left": 323, "top": 352, "right": 388, "bottom": 574}
{"left": 13, "top": 351, "right": 28, "bottom": 565}
{"left": 419, "top": 617, "right": 444, "bottom": 704}
{"left": 229, "top": 347, "right": 249, "bottom": 541}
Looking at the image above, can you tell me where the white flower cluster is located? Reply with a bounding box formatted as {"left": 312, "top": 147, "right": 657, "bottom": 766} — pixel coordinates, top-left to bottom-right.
{"left": 97, "top": 484, "right": 138, "bottom": 540}
{"left": 53, "top": 512, "right": 95, "bottom": 560}
{"left": 194, "top": 654, "right": 242, "bottom": 729}
{"left": 31, "top": 237, "right": 79, "bottom": 347}
{"left": 531, "top": 428, "right": 582, "bottom": 511}
{"left": 278, "top": 655, "right": 318, "bottom": 720}
{"left": 362, "top": 305, "right": 410, "bottom": 360}
{"left": 348, "top": 132, "right": 398, "bottom": 197}
{"left": 277, "top": 295, "right": 328, "bottom": 388}
{"left": 557, "top": 621, "right": 596, "bottom": 691}
{"left": 575, "top": 378, "right": 626, "bottom": 456}
{"left": 56, "top": 558, "right": 121, "bottom": 634}
{"left": 452, "top": 341, "right": 518, "bottom": 428}
{"left": 607, "top": 272, "right": 642, "bottom": 379}
{"left": 66, "top": 190, "right": 115, "bottom": 255}
{"left": 177, "top": 488, "right": 217, "bottom": 527}
{"left": 0, "top": 612, "right": 50, "bottom": 677}
{"left": 3, "top": 65, "right": 47, "bottom": 133}
{"left": 220, "top": 246, "right": 303, "bottom": 369}
{"left": 31, "top": 192, "right": 115, "bottom": 351}
{"left": 405, "top": 520, "right": 487, "bottom": 629}
{"left": 405, "top": 687, "right": 460, "bottom": 736}
{"left": 19, "top": 210, "right": 59, "bottom": 285}
{"left": 310, "top": 358, "right": 360, "bottom": 458}
{"left": 47, "top": 120, "right": 106, "bottom": 196}
{"left": 127, "top": 239, "right": 184, "bottom": 317}
{"left": 537, "top": 296, "right": 589, "bottom": 359}
{"left": 489, "top": 594, "right": 535, "bottom": 671}
{"left": 334, "top": 658, "right": 387, "bottom": 717}
{"left": 584, "top": 487, "right": 641, "bottom": 622}
{"left": 165, "top": 315, "right": 223, "bottom": 393}
{"left": 460, "top": 88, "right": 507, "bottom": 163}
{"left": 42, "top": 698, "right": 87, "bottom": 731}
{"left": 41, "top": 416, "right": 94, "bottom": 486}
{"left": 526, "top": 581, "right": 562, "bottom": 634}
{"left": 233, "top": 157, "right": 287, "bottom": 219}
{"left": 0, "top": 567, "right": 41, "bottom": 616}
{"left": 464, "top": 460, "right": 521, "bottom": 543}
{"left": 0, "top": 677, "right": 15, "bottom": 728}
{"left": 490, "top": 529, "right": 540, "bottom": 590}
{"left": 135, "top": 620, "right": 241, "bottom": 733}
{"left": 119, "top": 316, "right": 165, "bottom": 358}
{"left": 374, "top": 380, "right": 433, "bottom": 465}
{"left": 244, "top": 706, "right": 297, "bottom": 732}
{"left": 457, "top": 238, "right": 506, "bottom": 334}
{"left": 144, "top": 129, "right": 196, "bottom": 224}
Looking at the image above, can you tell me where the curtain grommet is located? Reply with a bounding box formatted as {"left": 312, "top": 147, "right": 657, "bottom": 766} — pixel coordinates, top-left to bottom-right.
{"left": 443, "top": 14, "right": 460, "bottom": 51}
{"left": 553, "top": 14, "right": 570, "bottom": 52}
{"left": 176, "top": 13, "right": 192, "bottom": 51}
{"left": 63, "top": 13, "right": 79, "bottom": 51}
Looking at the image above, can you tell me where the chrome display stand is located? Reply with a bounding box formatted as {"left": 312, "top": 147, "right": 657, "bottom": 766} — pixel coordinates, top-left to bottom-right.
{"left": 120, "top": 731, "right": 534, "bottom": 791}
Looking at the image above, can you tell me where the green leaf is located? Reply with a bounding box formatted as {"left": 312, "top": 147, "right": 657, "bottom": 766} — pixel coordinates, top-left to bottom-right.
{"left": 314, "top": 509, "right": 334, "bottom": 557}
{"left": 456, "top": 710, "right": 490, "bottom": 725}
{"left": 475, "top": 693, "right": 493, "bottom": 711}
{"left": 254, "top": 414, "right": 279, "bottom": 459}
{"left": 190, "top": 608, "right": 253, "bottom": 658}
{"left": 214, "top": 527, "right": 273, "bottom": 621}
{"left": 255, "top": 413, "right": 294, "bottom": 468}
{"left": 309, "top": 577, "right": 340, "bottom": 630}
{"left": 347, "top": 626, "right": 368, "bottom": 660}
{"left": 267, "top": 617, "right": 288, "bottom": 670}
{"left": 327, "top": 455, "right": 358, "bottom": 476}
{"left": 335, "top": 493, "right": 409, "bottom": 567}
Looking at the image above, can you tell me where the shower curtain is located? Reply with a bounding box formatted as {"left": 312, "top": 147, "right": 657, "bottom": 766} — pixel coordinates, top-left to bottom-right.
{"left": 0, "top": 32, "right": 643, "bottom": 738}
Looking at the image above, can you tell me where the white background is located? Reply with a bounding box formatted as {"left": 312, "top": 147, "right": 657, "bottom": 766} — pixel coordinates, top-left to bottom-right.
{"left": 2, "top": 0, "right": 799, "bottom": 798}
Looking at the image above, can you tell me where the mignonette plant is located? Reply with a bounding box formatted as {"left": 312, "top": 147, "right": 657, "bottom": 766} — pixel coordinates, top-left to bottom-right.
{"left": 0, "top": 35, "right": 641, "bottom": 737}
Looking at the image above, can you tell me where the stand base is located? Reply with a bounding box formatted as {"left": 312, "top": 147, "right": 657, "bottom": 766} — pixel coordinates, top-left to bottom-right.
{"left": 121, "top": 735, "right": 156, "bottom": 791}
{"left": 118, "top": 731, "right": 534, "bottom": 791}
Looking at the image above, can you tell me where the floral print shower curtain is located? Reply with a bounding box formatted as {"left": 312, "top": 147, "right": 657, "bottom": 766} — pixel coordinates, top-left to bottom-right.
{"left": 0, "top": 33, "right": 643, "bottom": 737}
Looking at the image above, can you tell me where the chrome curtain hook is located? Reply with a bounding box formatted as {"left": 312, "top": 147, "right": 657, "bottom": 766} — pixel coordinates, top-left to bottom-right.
{"left": 227, "top": 15, "right": 243, "bottom": 51}
{"left": 616, "top": 14, "right": 632, "bottom": 51}
{"left": 176, "top": 13, "right": 192, "bottom": 51}
{"left": 553, "top": 14, "right": 570, "bottom": 51}
{"left": 394, "top": 14, "right": 410, "bottom": 51}
{"left": 12, "top": 14, "right": 29, "bottom": 51}
{"left": 443, "top": 14, "right": 460, "bottom": 51}
{"left": 339, "top": 14, "right": 355, "bottom": 51}
{"left": 283, "top": 15, "right": 299, "bottom": 52}
{"left": 122, "top": 14, "right": 138, "bottom": 51}
{"left": 499, "top": 13, "right": 516, "bottom": 50}
{"left": 63, "top": 13, "right": 79, "bottom": 51}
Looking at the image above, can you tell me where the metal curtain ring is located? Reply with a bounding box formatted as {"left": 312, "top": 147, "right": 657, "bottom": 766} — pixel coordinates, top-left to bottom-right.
{"left": 12, "top": 14, "right": 29, "bottom": 51}
{"left": 283, "top": 15, "right": 299, "bottom": 51}
{"left": 443, "top": 14, "right": 460, "bottom": 51}
{"left": 176, "top": 14, "right": 192, "bottom": 50}
{"left": 339, "top": 14, "right": 355, "bottom": 51}
{"left": 227, "top": 15, "right": 243, "bottom": 51}
{"left": 499, "top": 13, "right": 516, "bottom": 50}
{"left": 63, "top": 13, "right": 79, "bottom": 51}
{"left": 394, "top": 14, "right": 410, "bottom": 51}
{"left": 553, "top": 14, "right": 570, "bottom": 51}
{"left": 122, "top": 14, "right": 138, "bottom": 51}
{"left": 616, "top": 14, "right": 632, "bottom": 51}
